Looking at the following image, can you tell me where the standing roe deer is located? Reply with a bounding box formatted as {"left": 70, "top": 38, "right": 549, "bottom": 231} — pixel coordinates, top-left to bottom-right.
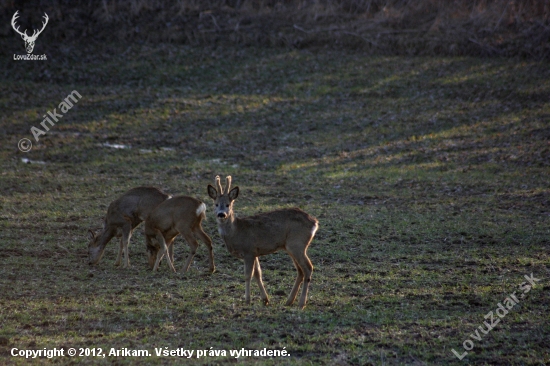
{"left": 144, "top": 196, "right": 215, "bottom": 273}
{"left": 207, "top": 176, "right": 318, "bottom": 309}
{"left": 88, "top": 186, "right": 171, "bottom": 268}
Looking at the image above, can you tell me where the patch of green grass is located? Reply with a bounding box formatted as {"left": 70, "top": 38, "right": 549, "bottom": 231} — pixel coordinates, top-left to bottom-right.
{"left": 0, "top": 44, "right": 549, "bottom": 364}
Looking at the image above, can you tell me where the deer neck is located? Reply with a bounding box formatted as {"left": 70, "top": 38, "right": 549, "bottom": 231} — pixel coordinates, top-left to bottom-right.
{"left": 217, "top": 213, "right": 237, "bottom": 239}
{"left": 217, "top": 214, "right": 244, "bottom": 257}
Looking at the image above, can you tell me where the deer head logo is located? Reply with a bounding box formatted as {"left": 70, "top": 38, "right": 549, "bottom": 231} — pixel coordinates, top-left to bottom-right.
{"left": 11, "top": 11, "right": 49, "bottom": 54}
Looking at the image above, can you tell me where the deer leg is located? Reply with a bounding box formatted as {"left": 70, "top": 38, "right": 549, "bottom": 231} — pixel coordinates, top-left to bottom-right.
{"left": 194, "top": 226, "right": 215, "bottom": 273}
{"left": 295, "top": 252, "right": 313, "bottom": 309}
{"left": 152, "top": 233, "right": 163, "bottom": 272}
{"left": 164, "top": 237, "right": 177, "bottom": 273}
{"left": 153, "top": 232, "right": 176, "bottom": 273}
{"left": 243, "top": 256, "right": 255, "bottom": 305}
{"left": 253, "top": 257, "right": 269, "bottom": 305}
{"left": 286, "top": 243, "right": 313, "bottom": 309}
{"left": 121, "top": 221, "right": 132, "bottom": 269}
{"left": 180, "top": 231, "right": 199, "bottom": 273}
{"left": 167, "top": 238, "right": 175, "bottom": 267}
{"left": 145, "top": 235, "right": 157, "bottom": 270}
{"left": 285, "top": 256, "right": 304, "bottom": 306}
{"left": 114, "top": 235, "right": 123, "bottom": 267}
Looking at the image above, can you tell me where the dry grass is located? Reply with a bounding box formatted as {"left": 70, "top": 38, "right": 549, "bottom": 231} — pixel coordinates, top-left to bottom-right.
{"left": 1, "top": 0, "right": 549, "bottom": 59}
{"left": 0, "top": 42, "right": 549, "bottom": 364}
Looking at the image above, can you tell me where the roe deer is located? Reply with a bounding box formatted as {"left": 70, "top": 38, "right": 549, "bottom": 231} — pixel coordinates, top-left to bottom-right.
{"left": 88, "top": 186, "right": 171, "bottom": 268}
{"left": 207, "top": 176, "right": 318, "bottom": 309}
{"left": 144, "top": 196, "right": 215, "bottom": 273}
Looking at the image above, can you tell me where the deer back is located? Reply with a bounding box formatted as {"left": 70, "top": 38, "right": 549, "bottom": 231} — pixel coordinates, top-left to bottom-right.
{"left": 224, "top": 208, "right": 318, "bottom": 257}
{"left": 145, "top": 196, "right": 205, "bottom": 235}
{"left": 105, "top": 187, "right": 170, "bottom": 227}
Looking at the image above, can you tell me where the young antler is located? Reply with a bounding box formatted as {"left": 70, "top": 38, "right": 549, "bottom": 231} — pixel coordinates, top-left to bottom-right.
{"left": 215, "top": 175, "right": 224, "bottom": 194}
{"left": 225, "top": 176, "right": 232, "bottom": 193}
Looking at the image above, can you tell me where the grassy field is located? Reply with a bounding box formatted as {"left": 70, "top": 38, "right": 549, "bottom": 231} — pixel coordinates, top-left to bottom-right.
{"left": 0, "top": 44, "right": 549, "bottom": 365}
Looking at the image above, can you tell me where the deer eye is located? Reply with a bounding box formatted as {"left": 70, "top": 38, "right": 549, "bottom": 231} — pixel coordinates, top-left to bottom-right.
{"left": 225, "top": 204, "right": 229, "bottom": 208}
{"left": 215, "top": 204, "right": 218, "bottom": 207}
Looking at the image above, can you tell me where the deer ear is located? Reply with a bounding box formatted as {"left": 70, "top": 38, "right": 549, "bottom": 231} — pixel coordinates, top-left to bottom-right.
{"left": 228, "top": 186, "right": 239, "bottom": 201}
{"left": 207, "top": 185, "right": 218, "bottom": 200}
{"left": 87, "top": 229, "right": 95, "bottom": 240}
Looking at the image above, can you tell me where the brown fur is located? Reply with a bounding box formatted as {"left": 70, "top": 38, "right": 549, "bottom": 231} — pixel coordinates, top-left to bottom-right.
{"left": 144, "top": 196, "right": 215, "bottom": 273}
{"left": 208, "top": 175, "right": 318, "bottom": 309}
{"left": 88, "top": 186, "right": 170, "bottom": 268}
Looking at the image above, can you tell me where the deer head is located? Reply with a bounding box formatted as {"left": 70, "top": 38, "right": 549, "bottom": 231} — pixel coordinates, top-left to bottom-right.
{"left": 207, "top": 175, "right": 239, "bottom": 221}
{"left": 11, "top": 11, "right": 49, "bottom": 54}
{"left": 87, "top": 229, "right": 105, "bottom": 265}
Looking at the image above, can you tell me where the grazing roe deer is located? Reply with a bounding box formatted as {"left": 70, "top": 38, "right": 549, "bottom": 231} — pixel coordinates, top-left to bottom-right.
{"left": 88, "top": 186, "right": 171, "bottom": 268}
{"left": 207, "top": 176, "right": 318, "bottom": 309}
{"left": 144, "top": 196, "right": 215, "bottom": 273}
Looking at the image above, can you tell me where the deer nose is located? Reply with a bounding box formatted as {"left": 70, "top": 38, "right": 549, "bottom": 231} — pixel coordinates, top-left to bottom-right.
{"left": 217, "top": 212, "right": 227, "bottom": 219}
